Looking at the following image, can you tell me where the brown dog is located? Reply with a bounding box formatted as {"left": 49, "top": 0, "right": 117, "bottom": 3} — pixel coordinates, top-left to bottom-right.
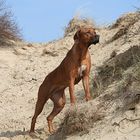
{"left": 30, "top": 27, "right": 99, "bottom": 134}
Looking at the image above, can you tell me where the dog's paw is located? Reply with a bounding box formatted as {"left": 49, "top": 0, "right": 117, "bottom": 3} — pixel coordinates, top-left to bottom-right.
{"left": 29, "top": 131, "right": 40, "bottom": 138}
{"left": 86, "top": 96, "right": 92, "bottom": 101}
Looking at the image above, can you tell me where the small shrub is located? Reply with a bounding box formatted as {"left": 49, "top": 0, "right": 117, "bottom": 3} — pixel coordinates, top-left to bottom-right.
{"left": 64, "top": 16, "right": 95, "bottom": 37}
{"left": 0, "top": 0, "right": 21, "bottom": 46}
{"left": 55, "top": 104, "right": 104, "bottom": 139}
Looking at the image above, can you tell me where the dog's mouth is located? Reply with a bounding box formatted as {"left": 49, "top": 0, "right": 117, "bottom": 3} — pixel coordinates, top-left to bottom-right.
{"left": 92, "top": 35, "right": 100, "bottom": 45}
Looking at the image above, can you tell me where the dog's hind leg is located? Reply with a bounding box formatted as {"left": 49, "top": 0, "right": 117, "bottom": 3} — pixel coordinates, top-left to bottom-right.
{"left": 47, "top": 90, "right": 66, "bottom": 133}
{"left": 30, "top": 86, "right": 49, "bottom": 133}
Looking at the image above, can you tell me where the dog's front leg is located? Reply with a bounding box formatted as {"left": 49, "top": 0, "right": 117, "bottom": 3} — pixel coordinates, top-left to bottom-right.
{"left": 69, "top": 78, "right": 76, "bottom": 105}
{"left": 82, "top": 75, "right": 91, "bottom": 101}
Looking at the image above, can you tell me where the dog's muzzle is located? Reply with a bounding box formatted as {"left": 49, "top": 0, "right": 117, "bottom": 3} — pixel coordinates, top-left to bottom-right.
{"left": 92, "top": 35, "right": 100, "bottom": 45}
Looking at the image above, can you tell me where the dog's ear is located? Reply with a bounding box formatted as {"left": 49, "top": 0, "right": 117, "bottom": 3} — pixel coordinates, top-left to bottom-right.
{"left": 74, "top": 29, "right": 80, "bottom": 41}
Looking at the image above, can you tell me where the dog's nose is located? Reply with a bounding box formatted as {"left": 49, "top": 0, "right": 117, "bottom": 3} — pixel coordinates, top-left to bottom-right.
{"left": 96, "top": 35, "right": 100, "bottom": 40}
{"left": 95, "top": 34, "right": 100, "bottom": 42}
{"left": 91, "top": 34, "right": 100, "bottom": 45}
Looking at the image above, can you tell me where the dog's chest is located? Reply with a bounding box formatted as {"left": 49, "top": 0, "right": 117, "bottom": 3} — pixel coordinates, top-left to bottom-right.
{"left": 78, "top": 64, "right": 87, "bottom": 77}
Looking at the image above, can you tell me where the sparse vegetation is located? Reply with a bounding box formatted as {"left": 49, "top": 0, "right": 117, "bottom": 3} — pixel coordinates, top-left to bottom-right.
{"left": 91, "top": 45, "right": 140, "bottom": 118}
{"left": 107, "top": 12, "right": 140, "bottom": 44}
{"left": 92, "top": 45, "right": 140, "bottom": 95}
{"left": 64, "top": 16, "right": 95, "bottom": 37}
{"left": 53, "top": 104, "right": 104, "bottom": 139}
{"left": 42, "top": 48, "right": 59, "bottom": 57}
{"left": 0, "top": 0, "right": 21, "bottom": 46}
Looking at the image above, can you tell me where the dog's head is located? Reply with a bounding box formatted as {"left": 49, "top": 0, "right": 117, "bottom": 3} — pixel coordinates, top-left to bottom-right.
{"left": 74, "top": 27, "right": 99, "bottom": 46}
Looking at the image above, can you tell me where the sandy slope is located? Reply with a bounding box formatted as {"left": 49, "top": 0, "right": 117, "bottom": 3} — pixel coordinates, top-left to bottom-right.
{"left": 0, "top": 12, "right": 140, "bottom": 140}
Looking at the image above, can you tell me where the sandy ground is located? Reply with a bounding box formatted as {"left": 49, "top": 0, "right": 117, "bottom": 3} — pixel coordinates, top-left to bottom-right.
{"left": 0, "top": 12, "right": 140, "bottom": 140}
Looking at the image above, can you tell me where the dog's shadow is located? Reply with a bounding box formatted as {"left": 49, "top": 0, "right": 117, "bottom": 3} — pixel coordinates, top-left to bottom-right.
{"left": 0, "top": 129, "right": 67, "bottom": 140}
{"left": 0, "top": 130, "right": 26, "bottom": 138}
{"left": 0, "top": 129, "right": 44, "bottom": 139}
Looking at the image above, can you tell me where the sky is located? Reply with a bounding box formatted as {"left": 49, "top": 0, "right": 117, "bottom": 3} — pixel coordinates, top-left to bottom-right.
{"left": 6, "top": 0, "right": 140, "bottom": 42}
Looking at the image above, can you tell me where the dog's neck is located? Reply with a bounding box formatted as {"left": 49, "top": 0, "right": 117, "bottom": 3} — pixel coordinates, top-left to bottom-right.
{"left": 73, "top": 41, "right": 89, "bottom": 64}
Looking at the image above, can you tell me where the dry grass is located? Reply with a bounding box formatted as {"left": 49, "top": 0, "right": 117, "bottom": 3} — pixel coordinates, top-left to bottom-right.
{"left": 53, "top": 104, "right": 104, "bottom": 139}
{"left": 64, "top": 16, "right": 95, "bottom": 37}
{"left": 42, "top": 48, "right": 59, "bottom": 57}
{"left": 107, "top": 12, "right": 140, "bottom": 43}
{"left": 92, "top": 45, "right": 140, "bottom": 95}
{"left": 0, "top": 0, "right": 21, "bottom": 46}
{"left": 104, "top": 83, "right": 140, "bottom": 115}
{"left": 110, "top": 12, "right": 139, "bottom": 29}
{"left": 93, "top": 53, "right": 140, "bottom": 114}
